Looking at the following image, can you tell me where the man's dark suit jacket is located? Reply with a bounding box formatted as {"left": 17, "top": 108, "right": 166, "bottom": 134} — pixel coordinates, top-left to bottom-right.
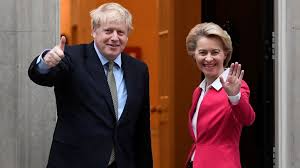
{"left": 28, "top": 42, "right": 153, "bottom": 168}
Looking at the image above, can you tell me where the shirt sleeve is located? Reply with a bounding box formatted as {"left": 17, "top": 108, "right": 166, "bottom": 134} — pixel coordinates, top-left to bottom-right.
{"left": 36, "top": 49, "right": 50, "bottom": 74}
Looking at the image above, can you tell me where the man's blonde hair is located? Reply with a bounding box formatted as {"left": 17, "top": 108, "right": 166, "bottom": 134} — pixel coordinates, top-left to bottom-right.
{"left": 90, "top": 3, "right": 133, "bottom": 33}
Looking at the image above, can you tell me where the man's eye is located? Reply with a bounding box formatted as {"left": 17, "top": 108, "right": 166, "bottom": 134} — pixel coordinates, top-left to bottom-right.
{"left": 118, "top": 31, "right": 124, "bottom": 36}
{"left": 105, "top": 29, "right": 112, "bottom": 33}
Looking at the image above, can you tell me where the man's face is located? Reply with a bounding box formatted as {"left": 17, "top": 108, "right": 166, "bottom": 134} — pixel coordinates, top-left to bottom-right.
{"left": 93, "top": 21, "right": 128, "bottom": 60}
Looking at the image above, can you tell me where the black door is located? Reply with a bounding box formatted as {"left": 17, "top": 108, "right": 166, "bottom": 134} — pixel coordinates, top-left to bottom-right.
{"left": 202, "top": 0, "right": 274, "bottom": 167}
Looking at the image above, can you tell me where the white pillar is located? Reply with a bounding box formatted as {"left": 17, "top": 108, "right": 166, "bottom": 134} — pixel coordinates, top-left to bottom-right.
{"left": 276, "top": 0, "right": 300, "bottom": 167}
{"left": 0, "top": 0, "right": 59, "bottom": 167}
{"left": 275, "top": 0, "right": 289, "bottom": 167}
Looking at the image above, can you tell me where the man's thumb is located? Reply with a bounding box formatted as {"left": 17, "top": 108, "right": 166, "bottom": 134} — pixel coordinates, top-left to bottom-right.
{"left": 60, "top": 36, "right": 66, "bottom": 51}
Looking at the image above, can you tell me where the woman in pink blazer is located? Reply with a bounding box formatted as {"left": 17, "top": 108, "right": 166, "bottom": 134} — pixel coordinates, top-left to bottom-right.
{"left": 185, "top": 22, "right": 256, "bottom": 168}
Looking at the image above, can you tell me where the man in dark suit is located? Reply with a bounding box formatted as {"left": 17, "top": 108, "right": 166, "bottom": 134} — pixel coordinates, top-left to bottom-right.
{"left": 28, "top": 2, "right": 153, "bottom": 168}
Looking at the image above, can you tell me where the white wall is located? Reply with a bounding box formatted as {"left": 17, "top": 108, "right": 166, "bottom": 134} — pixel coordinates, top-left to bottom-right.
{"left": 287, "top": 0, "right": 300, "bottom": 167}
{"left": 0, "top": 0, "right": 59, "bottom": 167}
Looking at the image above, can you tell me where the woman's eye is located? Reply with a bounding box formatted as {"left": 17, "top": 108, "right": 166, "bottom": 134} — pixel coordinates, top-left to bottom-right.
{"left": 199, "top": 51, "right": 207, "bottom": 56}
{"left": 211, "top": 52, "right": 219, "bottom": 55}
{"left": 211, "top": 50, "right": 221, "bottom": 56}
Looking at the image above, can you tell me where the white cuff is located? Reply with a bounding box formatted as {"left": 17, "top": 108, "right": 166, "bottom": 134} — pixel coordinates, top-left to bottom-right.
{"left": 36, "top": 49, "right": 50, "bottom": 74}
{"left": 228, "top": 92, "right": 241, "bottom": 105}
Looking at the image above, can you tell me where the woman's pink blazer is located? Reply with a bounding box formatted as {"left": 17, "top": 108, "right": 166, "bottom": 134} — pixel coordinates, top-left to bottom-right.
{"left": 186, "top": 80, "right": 255, "bottom": 168}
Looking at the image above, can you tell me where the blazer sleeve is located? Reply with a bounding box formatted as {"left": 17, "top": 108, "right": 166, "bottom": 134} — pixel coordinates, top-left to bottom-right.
{"left": 231, "top": 80, "right": 256, "bottom": 126}
{"left": 28, "top": 50, "right": 72, "bottom": 87}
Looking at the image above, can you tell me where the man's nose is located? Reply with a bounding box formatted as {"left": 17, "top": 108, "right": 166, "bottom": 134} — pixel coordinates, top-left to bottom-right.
{"left": 111, "top": 31, "right": 118, "bottom": 39}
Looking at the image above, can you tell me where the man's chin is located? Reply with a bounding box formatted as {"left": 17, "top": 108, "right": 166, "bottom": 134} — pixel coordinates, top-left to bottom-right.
{"left": 105, "top": 53, "right": 120, "bottom": 60}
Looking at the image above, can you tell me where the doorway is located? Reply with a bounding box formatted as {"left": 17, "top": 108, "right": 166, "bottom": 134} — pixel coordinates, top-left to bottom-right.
{"left": 202, "top": 0, "right": 275, "bottom": 167}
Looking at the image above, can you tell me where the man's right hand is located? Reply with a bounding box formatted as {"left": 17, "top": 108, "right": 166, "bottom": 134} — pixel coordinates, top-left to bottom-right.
{"left": 43, "top": 36, "right": 66, "bottom": 68}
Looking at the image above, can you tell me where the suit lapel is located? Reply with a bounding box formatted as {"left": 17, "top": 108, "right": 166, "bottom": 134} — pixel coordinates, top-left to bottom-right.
{"left": 84, "top": 42, "right": 115, "bottom": 117}
{"left": 118, "top": 54, "right": 132, "bottom": 123}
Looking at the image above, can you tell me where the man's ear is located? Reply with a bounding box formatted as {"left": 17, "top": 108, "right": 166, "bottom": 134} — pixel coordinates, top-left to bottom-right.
{"left": 91, "top": 27, "right": 97, "bottom": 38}
{"left": 91, "top": 31, "right": 96, "bottom": 38}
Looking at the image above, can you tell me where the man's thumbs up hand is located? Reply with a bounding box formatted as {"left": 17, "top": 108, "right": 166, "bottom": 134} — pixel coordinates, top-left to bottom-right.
{"left": 59, "top": 36, "right": 66, "bottom": 51}
{"left": 43, "top": 36, "right": 66, "bottom": 68}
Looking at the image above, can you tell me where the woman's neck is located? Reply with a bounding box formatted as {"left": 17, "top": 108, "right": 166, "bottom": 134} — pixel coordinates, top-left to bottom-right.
{"left": 205, "top": 69, "right": 224, "bottom": 86}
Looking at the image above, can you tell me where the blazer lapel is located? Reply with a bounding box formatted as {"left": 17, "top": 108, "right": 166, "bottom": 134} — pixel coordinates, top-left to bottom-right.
{"left": 84, "top": 42, "right": 115, "bottom": 117}
{"left": 188, "top": 87, "right": 202, "bottom": 141}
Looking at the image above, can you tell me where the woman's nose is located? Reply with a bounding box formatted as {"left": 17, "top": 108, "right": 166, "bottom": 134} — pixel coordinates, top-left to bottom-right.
{"left": 205, "top": 54, "right": 213, "bottom": 61}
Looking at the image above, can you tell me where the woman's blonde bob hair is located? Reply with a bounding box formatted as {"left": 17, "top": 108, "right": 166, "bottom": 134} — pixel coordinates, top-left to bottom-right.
{"left": 90, "top": 3, "right": 133, "bottom": 33}
{"left": 186, "top": 22, "right": 232, "bottom": 67}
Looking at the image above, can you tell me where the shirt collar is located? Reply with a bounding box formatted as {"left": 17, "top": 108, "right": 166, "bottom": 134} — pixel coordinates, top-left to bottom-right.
{"left": 93, "top": 42, "right": 122, "bottom": 68}
{"left": 199, "top": 68, "right": 230, "bottom": 91}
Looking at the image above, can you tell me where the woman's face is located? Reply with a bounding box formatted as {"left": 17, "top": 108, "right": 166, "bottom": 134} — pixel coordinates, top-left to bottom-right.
{"left": 193, "top": 36, "right": 227, "bottom": 82}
